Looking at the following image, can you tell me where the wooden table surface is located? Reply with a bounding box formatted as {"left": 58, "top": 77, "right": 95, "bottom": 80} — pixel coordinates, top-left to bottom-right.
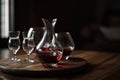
{"left": 0, "top": 48, "right": 120, "bottom": 80}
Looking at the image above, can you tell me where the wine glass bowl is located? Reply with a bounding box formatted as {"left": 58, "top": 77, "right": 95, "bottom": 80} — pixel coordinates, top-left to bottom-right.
{"left": 55, "top": 32, "right": 75, "bottom": 60}
{"left": 8, "top": 31, "right": 21, "bottom": 62}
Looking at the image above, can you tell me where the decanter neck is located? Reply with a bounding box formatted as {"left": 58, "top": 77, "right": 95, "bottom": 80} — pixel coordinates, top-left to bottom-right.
{"left": 41, "top": 18, "right": 56, "bottom": 43}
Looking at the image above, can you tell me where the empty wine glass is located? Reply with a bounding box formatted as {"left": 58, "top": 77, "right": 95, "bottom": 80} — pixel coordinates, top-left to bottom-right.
{"left": 22, "top": 31, "right": 35, "bottom": 63}
{"left": 8, "top": 31, "right": 21, "bottom": 62}
{"left": 55, "top": 32, "right": 75, "bottom": 60}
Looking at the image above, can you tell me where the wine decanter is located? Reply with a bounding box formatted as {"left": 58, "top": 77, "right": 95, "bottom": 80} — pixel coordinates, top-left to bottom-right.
{"left": 36, "top": 18, "right": 63, "bottom": 68}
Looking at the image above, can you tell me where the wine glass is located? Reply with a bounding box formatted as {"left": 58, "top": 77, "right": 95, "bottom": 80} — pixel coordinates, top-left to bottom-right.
{"left": 22, "top": 31, "right": 35, "bottom": 63}
{"left": 8, "top": 31, "right": 21, "bottom": 62}
{"left": 55, "top": 32, "right": 75, "bottom": 60}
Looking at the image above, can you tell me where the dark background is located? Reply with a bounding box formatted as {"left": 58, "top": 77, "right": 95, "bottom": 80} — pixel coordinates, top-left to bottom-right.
{"left": 14, "top": 0, "right": 96, "bottom": 31}
{"left": 14, "top": 0, "right": 97, "bottom": 49}
{"left": 1, "top": 0, "right": 120, "bottom": 51}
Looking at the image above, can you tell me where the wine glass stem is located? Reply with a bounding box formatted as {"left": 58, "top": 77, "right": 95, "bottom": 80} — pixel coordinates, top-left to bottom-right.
{"left": 11, "top": 52, "right": 17, "bottom": 61}
{"left": 13, "top": 51, "right": 17, "bottom": 59}
{"left": 26, "top": 54, "right": 30, "bottom": 61}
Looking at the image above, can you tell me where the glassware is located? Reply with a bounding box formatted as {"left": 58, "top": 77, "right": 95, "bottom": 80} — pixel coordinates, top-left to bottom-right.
{"left": 33, "top": 27, "right": 46, "bottom": 47}
{"left": 36, "top": 18, "right": 63, "bottom": 68}
{"left": 22, "top": 31, "right": 35, "bottom": 63}
{"left": 8, "top": 31, "right": 21, "bottom": 62}
{"left": 55, "top": 32, "right": 75, "bottom": 60}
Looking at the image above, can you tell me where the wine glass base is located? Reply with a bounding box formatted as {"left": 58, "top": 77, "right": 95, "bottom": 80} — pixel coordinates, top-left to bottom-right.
{"left": 24, "top": 59, "right": 35, "bottom": 63}
{"left": 11, "top": 57, "right": 21, "bottom": 62}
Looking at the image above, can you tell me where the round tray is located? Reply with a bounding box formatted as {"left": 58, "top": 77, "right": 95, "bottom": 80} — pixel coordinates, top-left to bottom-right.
{"left": 0, "top": 57, "right": 88, "bottom": 77}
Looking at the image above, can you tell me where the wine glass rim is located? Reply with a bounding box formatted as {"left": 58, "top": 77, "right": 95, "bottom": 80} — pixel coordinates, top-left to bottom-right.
{"left": 9, "top": 31, "right": 20, "bottom": 37}
{"left": 22, "top": 31, "right": 35, "bottom": 33}
{"left": 56, "top": 31, "right": 70, "bottom": 34}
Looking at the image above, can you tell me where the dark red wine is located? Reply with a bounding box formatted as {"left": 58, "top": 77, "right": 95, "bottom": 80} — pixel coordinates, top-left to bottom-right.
{"left": 63, "top": 48, "right": 73, "bottom": 57}
{"left": 36, "top": 49, "right": 62, "bottom": 64}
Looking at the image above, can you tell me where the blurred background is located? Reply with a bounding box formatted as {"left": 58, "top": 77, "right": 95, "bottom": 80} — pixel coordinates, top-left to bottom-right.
{"left": 0, "top": 0, "right": 120, "bottom": 51}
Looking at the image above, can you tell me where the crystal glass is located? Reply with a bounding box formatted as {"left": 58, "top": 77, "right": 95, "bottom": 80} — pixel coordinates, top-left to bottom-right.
{"left": 22, "top": 31, "right": 35, "bottom": 63}
{"left": 55, "top": 32, "right": 75, "bottom": 60}
{"left": 36, "top": 18, "right": 63, "bottom": 68}
{"left": 8, "top": 31, "right": 21, "bottom": 62}
{"left": 33, "top": 27, "right": 46, "bottom": 47}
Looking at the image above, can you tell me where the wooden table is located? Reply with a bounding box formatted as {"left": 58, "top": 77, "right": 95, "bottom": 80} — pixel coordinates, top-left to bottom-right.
{"left": 0, "top": 48, "right": 120, "bottom": 80}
